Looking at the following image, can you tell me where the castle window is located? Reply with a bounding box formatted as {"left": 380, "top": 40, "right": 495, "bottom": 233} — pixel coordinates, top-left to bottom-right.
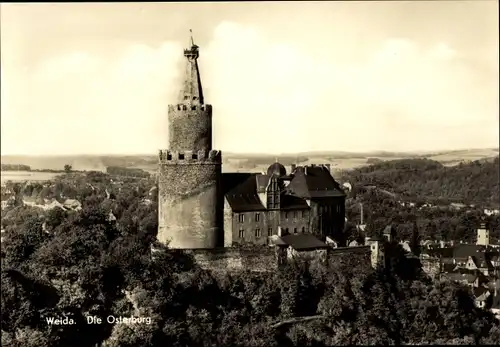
{"left": 167, "top": 154, "right": 172, "bottom": 160}
{"left": 184, "top": 95, "right": 189, "bottom": 100}
{"left": 268, "top": 227, "right": 273, "bottom": 236}
{"left": 238, "top": 214, "right": 244, "bottom": 223}
{"left": 294, "top": 228, "right": 298, "bottom": 234}
{"left": 192, "top": 154, "right": 198, "bottom": 159}
{"left": 285, "top": 228, "right": 289, "bottom": 234}
{"left": 255, "top": 228, "right": 261, "bottom": 238}
{"left": 302, "top": 227, "right": 305, "bottom": 233}
{"left": 179, "top": 154, "right": 185, "bottom": 160}
{"left": 255, "top": 213, "right": 260, "bottom": 222}
{"left": 302, "top": 210, "right": 306, "bottom": 218}
{"left": 239, "top": 229, "right": 245, "bottom": 239}
{"left": 284, "top": 212, "right": 288, "bottom": 219}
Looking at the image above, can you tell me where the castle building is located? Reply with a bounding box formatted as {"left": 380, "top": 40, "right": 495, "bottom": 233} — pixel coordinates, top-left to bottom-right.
{"left": 158, "top": 35, "right": 346, "bottom": 249}
{"left": 222, "top": 163, "right": 346, "bottom": 246}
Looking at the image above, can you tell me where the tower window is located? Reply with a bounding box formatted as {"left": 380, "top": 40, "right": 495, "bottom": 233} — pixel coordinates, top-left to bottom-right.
{"left": 184, "top": 95, "right": 189, "bottom": 100}
{"left": 302, "top": 227, "right": 305, "bottom": 233}
{"left": 255, "top": 213, "right": 260, "bottom": 222}
{"left": 179, "top": 154, "right": 185, "bottom": 160}
{"left": 268, "top": 227, "right": 273, "bottom": 236}
{"left": 294, "top": 228, "right": 298, "bottom": 234}
{"left": 302, "top": 210, "right": 306, "bottom": 218}
{"left": 284, "top": 212, "right": 288, "bottom": 219}
{"left": 238, "top": 214, "right": 245, "bottom": 223}
{"left": 192, "top": 153, "right": 198, "bottom": 159}
{"left": 255, "top": 228, "right": 261, "bottom": 238}
{"left": 239, "top": 229, "right": 245, "bottom": 239}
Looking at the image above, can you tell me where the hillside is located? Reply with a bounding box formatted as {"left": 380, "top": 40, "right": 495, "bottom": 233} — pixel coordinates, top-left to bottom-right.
{"left": 342, "top": 157, "right": 499, "bottom": 207}
{"left": 339, "top": 157, "right": 500, "bottom": 243}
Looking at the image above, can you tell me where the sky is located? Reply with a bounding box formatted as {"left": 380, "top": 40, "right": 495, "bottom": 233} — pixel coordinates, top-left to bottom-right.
{"left": 1, "top": 1, "right": 498, "bottom": 155}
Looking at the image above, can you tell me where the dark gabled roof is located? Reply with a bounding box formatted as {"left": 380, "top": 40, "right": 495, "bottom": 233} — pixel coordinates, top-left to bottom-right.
{"left": 223, "top": 172, "right": 311, "bottom": 213}
{"left": 280, "top": 233, "right": 328, "bottom": 250}
{"left": 280, "top": 194, "right": 309, "bottom": 210}
{"left": 470, "top": 253, "right": 494, "bottom": 269}
{"left": 286, "top": 166, "right": 345, "bottom": 199}
{"left": 473, "top": 287, "right": 490, "bottom": 301}
{"left": 222, "top": 173, "right": 254, "bottom": 195}
{"left": 223, "top": 173, "right": 266, "bottom": 212}
{"left": 442, "top": 263, "right": 456, "bottom": 273}
{"left": 453, "top": 244, "right": 481, "bottom": 259}
{"left": 437, "top": 247, "right": 454, "bottom": 259}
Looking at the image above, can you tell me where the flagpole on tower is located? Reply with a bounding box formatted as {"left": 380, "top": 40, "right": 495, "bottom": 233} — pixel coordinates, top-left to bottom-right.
{"left": 189, "top": 29, "right": 195, "bottom": 46}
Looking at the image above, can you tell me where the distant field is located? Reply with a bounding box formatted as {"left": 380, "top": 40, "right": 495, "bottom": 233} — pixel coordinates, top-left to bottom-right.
{"left": 2, "top": 148, "right": 498, "bottom": 174}
{"left": 1, "top": 171, "right": 61, "bottom": 183}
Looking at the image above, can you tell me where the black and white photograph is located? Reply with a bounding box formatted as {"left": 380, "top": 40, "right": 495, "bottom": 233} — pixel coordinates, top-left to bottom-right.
{"left": 1, "top": 1, "right": 499, "bottom": 346}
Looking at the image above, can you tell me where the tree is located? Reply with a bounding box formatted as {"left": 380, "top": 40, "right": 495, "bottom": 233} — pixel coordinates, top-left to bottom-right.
{"left": 64, "top": 164, "right": 72, "bottom": 173}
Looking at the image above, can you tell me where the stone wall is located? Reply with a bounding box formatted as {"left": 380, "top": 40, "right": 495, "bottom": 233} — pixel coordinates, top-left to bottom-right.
{"left": 167, "top": 104, "right": 213, "bottom": 152}
{"left": 185, "top": 245, "right": 371, "bottom": 273}
{"left": 186, "top": 247, "right": 279, "bottom": 272}
{"left": 158, "top": 151, "right": 222, "bottom": 249}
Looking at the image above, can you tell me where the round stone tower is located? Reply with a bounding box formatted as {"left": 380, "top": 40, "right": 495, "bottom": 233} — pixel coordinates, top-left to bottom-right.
{"left": 158, "top": 34, "right": 222, "bottom": 249}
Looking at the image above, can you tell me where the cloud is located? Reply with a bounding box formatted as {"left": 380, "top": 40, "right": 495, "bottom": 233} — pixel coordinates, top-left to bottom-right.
{"left": 1, "top": 21, "right": 498, "bottom": 155}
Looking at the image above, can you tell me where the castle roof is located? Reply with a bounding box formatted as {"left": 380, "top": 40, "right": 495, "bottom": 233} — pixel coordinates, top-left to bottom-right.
{"left": 267, "top": 162, "right": 287, "bottom": 177}
{"left": 279, "top": 233, "right": 328, "bottom": 250}
{"left": 223, "top": 164, "right": 344, "bottom": 213}
{"left": 223, "top": 174, "right": 266, "bottom": 212}
{"left": 285, "top": 165, "right": 345, "bottom": 199}
{"left": 223, "top": 173, "right": 311, "bottom": 212}
{"left": 178, "top": 31, "right": 204, "bottom": 105}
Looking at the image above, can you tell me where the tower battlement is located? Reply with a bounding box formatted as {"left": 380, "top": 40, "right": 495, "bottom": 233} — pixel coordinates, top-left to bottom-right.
{"left": 159, "top": 149, "right": 222, "bottom": 164}
{"left": 168, "top": 104, "right": 212, "bottom": 112}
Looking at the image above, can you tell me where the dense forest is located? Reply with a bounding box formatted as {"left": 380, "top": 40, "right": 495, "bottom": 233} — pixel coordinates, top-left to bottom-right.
{"left": 1, "top": 171, "right": 500, "bottom": 346}
{"left": 342, "top": 157, "right": 500, "bottom": 243}
{"left": 1, "top": 164, "right": 32, "bottom": 171}
{"left": 105, "top": 166, "right": 151, "bottom": 179}
{"left": 343, "top": 157, "right": 499, "bottom": 207}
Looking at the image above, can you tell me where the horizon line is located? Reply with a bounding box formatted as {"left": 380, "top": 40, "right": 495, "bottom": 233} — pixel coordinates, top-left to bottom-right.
{"left": 1, "top": 147, "right": 498, "bottom": 157}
